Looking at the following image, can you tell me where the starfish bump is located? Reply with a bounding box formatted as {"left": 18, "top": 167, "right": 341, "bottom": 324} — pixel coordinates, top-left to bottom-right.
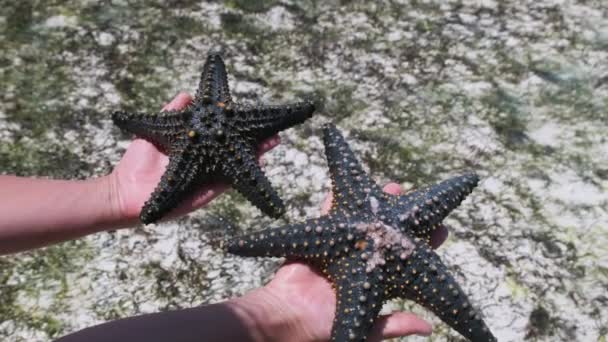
{"left": 226, "top": 124, "right": 496, "bottom": 342}
{"left": 112, "top": 53, "right": 315, "bottom": 224}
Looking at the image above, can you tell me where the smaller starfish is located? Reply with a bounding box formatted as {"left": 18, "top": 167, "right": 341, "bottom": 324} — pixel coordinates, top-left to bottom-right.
{"left": 113, "top": 53, "right": 315, "bottom": 224}
{"left": 226, "top": 124, "right": 496, "bottom": 341}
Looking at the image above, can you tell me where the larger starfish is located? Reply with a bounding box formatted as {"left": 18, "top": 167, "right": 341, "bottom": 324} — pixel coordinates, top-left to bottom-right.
{"left": 112, "top": 53, "right": 315, "bottom": 224}
{"left": 226, "top": 124, "right": 496, "bottom": 341}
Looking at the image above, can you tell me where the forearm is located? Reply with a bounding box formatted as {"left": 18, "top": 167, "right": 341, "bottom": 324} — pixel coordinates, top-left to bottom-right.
{"left": 55, "top": 288, "right": 304, "bottom": 342}
{"left": 0, "top": 175, "right": 121, "bottom": 254}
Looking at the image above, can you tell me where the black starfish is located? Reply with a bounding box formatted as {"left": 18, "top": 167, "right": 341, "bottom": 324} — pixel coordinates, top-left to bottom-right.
{"left": 112, "top": 53, "right": 315, "bottom": 224}
{"left": 226, "top": 124, "right": 496, "bottom": 341}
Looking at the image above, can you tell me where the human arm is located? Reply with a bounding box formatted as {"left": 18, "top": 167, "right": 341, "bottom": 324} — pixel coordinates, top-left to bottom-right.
{"left": 54, "top": 288, "right": 296, "bottom": 342}
{"left": 0, "top": 175, "right": 120, "bottom": 255}
{"left": 55, "top": 183, "right": 447, "bottom": 342}
{"left": 0, "top": 92, "right": 280, "bottom": 255}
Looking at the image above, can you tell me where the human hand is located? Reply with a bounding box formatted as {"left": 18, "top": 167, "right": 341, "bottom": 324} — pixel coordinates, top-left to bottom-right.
{"left": 239, "top": 183, "right": 448, "bottom": 342}
{"left": 107, "top": 92, "right": 280, "bottom": 226}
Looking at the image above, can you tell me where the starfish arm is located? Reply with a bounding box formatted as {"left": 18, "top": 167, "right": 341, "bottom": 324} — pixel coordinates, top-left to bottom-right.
{"left": 234, "top": 101, "right": 315, "bottom": 142}
{"left": 395, "top": 173, "right": 479, "bottom": 241}
{"left": 327, "top": 260, "right": 384, "bottom": 342}
{"left": 221, "top": 145, "right": 285, "bottom": 218}
{"left": 225, "top": 216, "right": 338, "bottom": 258}
{"left": 112, "top": 110, "right": 187, "bottom": 151}
{"left": 195, "top": 53, "right": 232, "bottom": 105}
{"left": 322, "top": 124, "right": 383, "bottom": 213}
{"left": 389, "top": 243, "right": 496, "bottom": 342}
{"left": 140, "top": 149, "right": 203, "bottom": 224}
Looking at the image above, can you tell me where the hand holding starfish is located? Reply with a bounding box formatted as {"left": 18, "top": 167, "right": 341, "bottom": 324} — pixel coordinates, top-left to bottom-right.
{"left": 248, "top": 183, "right": 447, "bottom": 341}
{"left": 0, "top": 93, "right": 280, "bottom": 254}
{"left": 111, "top": 54, "right": 315, "bottom": 224}
{"left": 109, "top": 92, "right": 281, "bottom": 225}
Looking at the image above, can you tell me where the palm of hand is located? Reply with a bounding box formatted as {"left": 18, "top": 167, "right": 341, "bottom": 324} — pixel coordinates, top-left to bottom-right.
{"left": 266, "top": 262, "right": 337, "bottom": 341}
{"left": 109, "top": 93, "right": 224, "bottom": 222}
{"left": 266, "top": 263, "right": 433, "bottom": 342}
{"left": 112, "top": 138, "right": 226, "bottom": 220}
{"left": 112, "top": 138, "right": 169, "bottom": 218}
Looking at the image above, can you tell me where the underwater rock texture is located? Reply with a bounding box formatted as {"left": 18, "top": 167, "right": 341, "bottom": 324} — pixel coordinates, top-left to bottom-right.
{"left": 0, "top": 1, "right": 606, "bottom": 341}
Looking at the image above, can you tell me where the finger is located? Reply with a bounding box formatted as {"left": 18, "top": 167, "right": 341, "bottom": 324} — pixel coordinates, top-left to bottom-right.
{"left": 321, "top": 183, "right": 401, "bottom": 215}
{"left": 382, "top": 182, "right": 402, "bottom": 195}
{"left": 188, "top": 183, "right": 229, "bottom": 209}
{"left": 168, "top": 183, "right": 229, "bottom": 220}
{"left": 369, "top": 312, "right": 432, "bottom": 340}
{"left": 273, "top": 261, "right": 323, "bottom": 281}
{"left": 162, "top": 92, "right": 193, "bottom": 111}
{"left": 255, "top": 135, "right": 281, "bottom": 166}
{"left": 321, "top": 191, "right": 333, "bottom": 215}
{"left": 429, "top": 223, "right": 449, "bottom": 249}
{"left": 257, "top": 135, "right": 281, "bottom": 155}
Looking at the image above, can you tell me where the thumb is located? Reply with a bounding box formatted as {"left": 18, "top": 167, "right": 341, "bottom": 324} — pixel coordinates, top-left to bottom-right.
{"left": 320, "top": 191, "right": 334, "bottom": 215}
{"left": 162, "top": 92, "right": 193, "bottom": 111}
{"left": 369, "top": 312, "right": 432, "bottom": 341}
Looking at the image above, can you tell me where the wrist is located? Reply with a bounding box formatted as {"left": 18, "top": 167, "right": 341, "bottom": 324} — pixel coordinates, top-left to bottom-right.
{"left": 228, "top": 287, "right": 311, "bottom": 342}
{"left": 92, "top": 174, "right": 130, "bottom": 230}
